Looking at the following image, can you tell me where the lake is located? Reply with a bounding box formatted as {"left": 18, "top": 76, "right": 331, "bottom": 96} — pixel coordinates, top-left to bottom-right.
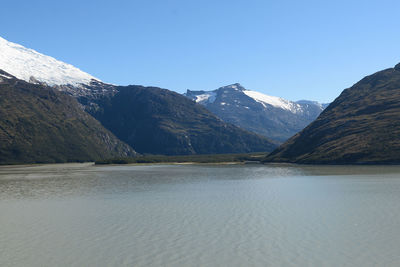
{"left": 1, "top": 163, "right": 400, "bottom": 266}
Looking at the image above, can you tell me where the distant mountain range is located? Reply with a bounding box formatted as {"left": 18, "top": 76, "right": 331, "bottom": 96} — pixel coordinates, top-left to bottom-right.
{"left": 185, "top": 84, "right": 328, "bottom": 142}
{"left": 265, "top": 63, "right": 400, "bottom": 164}
{"left": 0, "top": 36, "right": 277, "bottom": 163}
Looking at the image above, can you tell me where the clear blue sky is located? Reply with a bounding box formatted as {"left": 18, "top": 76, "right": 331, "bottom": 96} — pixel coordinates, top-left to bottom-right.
{"left": 1, "top": 0, "right": 400, "bottom": 102}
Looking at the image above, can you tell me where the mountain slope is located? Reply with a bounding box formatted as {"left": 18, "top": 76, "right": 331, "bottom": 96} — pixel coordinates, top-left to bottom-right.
{"left": 265, "top": 63, "right": 400, "bottom": 164}
{"left": 185, "top": 84, "right": 325, "bottom": 142}
{"left": 88, "top": 85, "right": 278, "bottom": 155}
{"left": 0, "top": 71, "right": 136, "bottom": 164}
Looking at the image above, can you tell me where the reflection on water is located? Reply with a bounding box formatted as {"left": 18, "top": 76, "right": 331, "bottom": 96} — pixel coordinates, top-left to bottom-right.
{"left": 1, "top": 163, "right": 400, "bottom": 266}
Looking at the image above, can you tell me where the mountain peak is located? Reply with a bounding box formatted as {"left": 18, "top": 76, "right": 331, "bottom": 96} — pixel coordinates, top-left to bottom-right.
{"left": 0, "top": 36, "right": 100, "bottom": 87}
{"left": 220, "top": 83, "right": 245, "bottom": 91}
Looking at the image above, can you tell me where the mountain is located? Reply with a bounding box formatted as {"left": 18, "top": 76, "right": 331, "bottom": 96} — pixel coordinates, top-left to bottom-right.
{"left": 0, "top": 36, "right": 117, "bottom": 100}
{"left": 0, "top": 71, "right": 136, "bottom": 164}
{"left": 87, "top": 85, "right": 278, "bottom": 155}
{"left": 0, "top": 36, "right": 277, "bottom": 157}
{"left": 265, "top": 63, "right": 400, "bottom": 164}
{"left": 184, "top": 84, "right": 326, "bottom": 142}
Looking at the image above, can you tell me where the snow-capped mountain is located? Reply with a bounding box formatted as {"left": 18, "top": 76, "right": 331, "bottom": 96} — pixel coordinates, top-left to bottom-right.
{"left": 185, "top": 84, "right": 328, "bottom": 142}
{"left": 0, "top": 36, "right": 116, "bottom": 99}
{"left": 0, "top": 36, "right": 98, "bottom": 86}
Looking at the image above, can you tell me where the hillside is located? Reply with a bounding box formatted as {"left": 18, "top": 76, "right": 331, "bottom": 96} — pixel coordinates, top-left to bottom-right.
{"left": 89, "top": 85, "right": 278, "bottom": 155}
{"left": 265, "top": 63, "right": 400, "bottom": 164}
{"left": 0, "top": 71, "right": 136, "bottom": 164}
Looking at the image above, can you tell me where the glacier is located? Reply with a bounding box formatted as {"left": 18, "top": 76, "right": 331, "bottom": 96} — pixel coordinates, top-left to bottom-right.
{"left": 0, "top": 36, "right": 99, "bottom": 87}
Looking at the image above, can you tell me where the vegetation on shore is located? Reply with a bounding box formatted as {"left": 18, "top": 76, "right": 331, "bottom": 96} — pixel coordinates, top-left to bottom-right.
{"left": 95, "top": 152, "right": 267, "bottom": 165}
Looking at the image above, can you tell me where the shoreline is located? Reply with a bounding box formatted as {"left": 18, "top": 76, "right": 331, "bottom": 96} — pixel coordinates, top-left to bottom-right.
{"left": 3, "top": 160, "right": 400, "bottom": 167}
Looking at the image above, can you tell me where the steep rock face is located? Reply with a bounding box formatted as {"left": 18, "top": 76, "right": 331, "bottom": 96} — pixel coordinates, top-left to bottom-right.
{"left": 265, "top": 64, "right": 400, "bottom": 164}
{"left": 184, "top": 84, "right": 325, "bottom": 142}
{"left": 89, "top": 85, "right": 278, "bottom": 155}
{"left": 0, "top": 71, "right": 136, "bottom": 164}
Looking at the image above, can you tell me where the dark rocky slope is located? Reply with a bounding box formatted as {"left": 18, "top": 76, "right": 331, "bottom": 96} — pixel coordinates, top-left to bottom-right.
{"left": 0, "top": 71, "right": 136, "bottom": 164}
{"left": 265, "top": 63, "right": 400, "bottom": 164}
{"left": 89, "top": 85, "right": 278, "bottom": 155}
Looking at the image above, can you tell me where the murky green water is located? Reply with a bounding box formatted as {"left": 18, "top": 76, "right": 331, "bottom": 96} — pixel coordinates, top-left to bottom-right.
{"left": 1, "top": 163, "right": 400, "bottom": 266}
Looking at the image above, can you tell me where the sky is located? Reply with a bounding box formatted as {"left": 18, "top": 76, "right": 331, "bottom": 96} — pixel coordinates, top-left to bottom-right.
{"left": 1, "top": 0, "right": 400, "bottom": 103}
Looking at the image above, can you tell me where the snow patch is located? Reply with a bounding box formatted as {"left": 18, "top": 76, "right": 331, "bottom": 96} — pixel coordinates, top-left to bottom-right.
{"left": 296, "top": 100, "right": 324, "bottom": 110}
{"left": 0, "top": 36, "right": 99, "bottom": 87}
{"left": 243, "top": 90, "right": 302, "bottom": 113}
{"left": 195, "top": 92, "right": 216, "bottom": 104}
{"left": 0, "top": 73, "right": 13, "bottom": 79}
